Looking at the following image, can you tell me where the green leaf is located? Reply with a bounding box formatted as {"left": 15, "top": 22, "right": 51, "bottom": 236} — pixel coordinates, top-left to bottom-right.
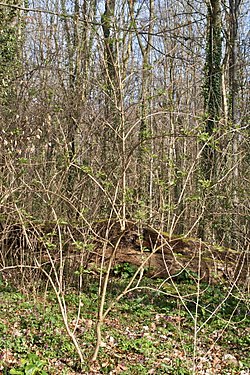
{"left": 9, "top": 370, "right": 24, "bottom": 375}
{"left": 25, "top": 364, "right": 37, "bottom": 375}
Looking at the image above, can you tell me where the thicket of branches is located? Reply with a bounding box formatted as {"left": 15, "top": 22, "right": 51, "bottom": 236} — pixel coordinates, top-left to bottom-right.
{"left": 0, "top": 1, "right": 249, "bottom": 369}
{"left": 0, "top": 0, "right": 249, "bottom": 249}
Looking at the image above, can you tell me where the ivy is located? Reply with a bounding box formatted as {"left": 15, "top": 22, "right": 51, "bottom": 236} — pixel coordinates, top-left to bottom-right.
{"left": 203, "top": 0, "right": 222, "bottom": 132}
{"left": 0, "top": 1, "right": 24, "bottom": 105}
{"left": 202, "top": 0, "right": 222, "bottom": 182}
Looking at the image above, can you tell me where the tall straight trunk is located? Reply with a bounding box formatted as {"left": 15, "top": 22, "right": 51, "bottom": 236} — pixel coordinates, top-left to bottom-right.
{"left": 0, "top": 0, "right": 25, "bottom": 111}
{"left": 203, "top": 0, "right": 222, "bottom": 181}
{"left": 102, "top": 0, "right": 117, "bottom": 103}
{"left": 199, "top": 0, "right": 222, "bottom": 240}
{"left": 129, "top": 0, "right": 154, "bottom": 207}
{"left": 101, "top": 0, "right": 119, "bottom": 165}
{"left": 228, "top": 0, "right": 241, "bottom": 246}
{"left": 61, "top": 0, "right": 80, "bottom": 166}
{"left": 61, "top": 0, "right": 96, "bottom": 191}
{"left": 229, "top": 0, "right": 241, "bottom": 204}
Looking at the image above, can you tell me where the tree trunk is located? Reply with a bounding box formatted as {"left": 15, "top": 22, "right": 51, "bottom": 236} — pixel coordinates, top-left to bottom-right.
{"left": 199, "top": 0, "right": 222, "bottom": 241}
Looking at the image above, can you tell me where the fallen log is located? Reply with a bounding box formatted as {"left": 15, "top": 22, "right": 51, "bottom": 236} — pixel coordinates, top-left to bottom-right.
{"left": 0, "top": 219, "right": 249, "bottom": 286}
{"left": 91, "top": 221, "right": 249, "bottom": 285}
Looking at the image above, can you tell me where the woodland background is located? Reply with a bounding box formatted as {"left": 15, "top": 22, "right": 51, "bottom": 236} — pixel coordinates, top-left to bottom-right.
{"left": 0, "top": 0, "right": 249, "bottom": 248}
{"left": 0, "top": 1, "right": 250, "bottom": 373}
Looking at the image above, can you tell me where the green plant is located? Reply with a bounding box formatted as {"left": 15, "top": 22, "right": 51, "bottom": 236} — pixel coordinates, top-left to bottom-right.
{"left": 161, "top": 359, "right": 191, "bottom": 374}
{"left": 113, "top": 262, "right": 138, "bottom": 278}
{"left": 172, "top": 270, "right": 198, "bottom": 284}
{"left": 9, "top": 354, "right": 48, "bottom": 375}
{"left": 121, "top": 336, "right": 155, "bottom": 356}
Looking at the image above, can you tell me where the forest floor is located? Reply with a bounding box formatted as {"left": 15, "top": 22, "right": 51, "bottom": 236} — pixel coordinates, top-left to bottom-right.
{"left": 0, "top": 272, "right": 249, "bottom": 375}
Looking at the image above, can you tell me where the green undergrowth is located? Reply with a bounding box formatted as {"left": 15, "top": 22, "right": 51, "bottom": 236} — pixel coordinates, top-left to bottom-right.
{"left": 0, "top": 273, "right": 249, "bottom": 374}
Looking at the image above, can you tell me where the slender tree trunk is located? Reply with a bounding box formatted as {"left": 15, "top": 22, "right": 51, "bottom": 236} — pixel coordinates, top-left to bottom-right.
{"left": 101, "top": 0, "right": 120, "bottom": 167}
{"left": 229, "top": 0, "right": 241, "bottom": 204}
{"left": 228, "top": 0, "right": 241, "bottom": 246}
{"left": 129, "top": 0, "right": 154, "bottom": 208}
